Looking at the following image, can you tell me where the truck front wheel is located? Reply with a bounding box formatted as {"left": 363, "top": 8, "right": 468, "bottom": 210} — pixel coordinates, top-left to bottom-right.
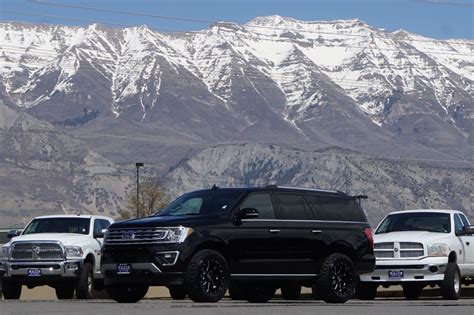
{"left": 2, "top": 279, "right": 22, "bottom": 300}
{"left": 76, "top": 262, "right": 93, "bottom": 299}
{"left": 441, "top": 262, "right": 461, "bottom": 300}
{"left": 106, "top": 284, "right": 149, "bottom": 303}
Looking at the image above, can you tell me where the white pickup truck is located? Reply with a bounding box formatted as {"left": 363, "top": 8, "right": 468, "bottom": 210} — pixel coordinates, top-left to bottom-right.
{"left": 0, "top": 214, "right": 113, "bottom": 299}
{"left": 358, "top": 209, "right": 474, "bottom": 300}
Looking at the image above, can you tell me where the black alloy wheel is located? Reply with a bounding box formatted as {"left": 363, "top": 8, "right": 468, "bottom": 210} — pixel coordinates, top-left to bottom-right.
{"left": 184, "top": 249, "right": 229, "bottom": 302}
{"left": 317, "top": 253, "right": 356, "bottom": 303}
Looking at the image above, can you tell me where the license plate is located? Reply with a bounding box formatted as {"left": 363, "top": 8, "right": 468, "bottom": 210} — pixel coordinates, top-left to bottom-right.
{"left": 27, "top": 268, "right": 42, "bottom": 277}
{"left": 388, "top": 270, "right": 404, "bottom": 279}
{"left": 117, "top": 264, "right": 131, "bottom": 275}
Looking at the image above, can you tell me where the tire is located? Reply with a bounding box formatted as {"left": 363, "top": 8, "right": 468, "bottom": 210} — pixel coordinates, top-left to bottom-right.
{"left": 244, "top": 285, "right": 276, "bottom": 303}
{"left": 106, "top": 284, "right": 149, "bottom": 303}
{"left": 168, "top": 286, "right": 187, "bottom": 300}
{"left": 402, "top": 283, "right": 423, "bottom": 300}
{"left": 184, "top": 249, "right": 229, "bottom": 302}
{"left": 357, "top": 282, "right": 377, "bottom": 300}
{"left": 281, "top": 282, "right": 302, "bottom": 300}
{"left": 441, "top": 262, "right": 461, "bottom": 300}
{"left": 228, "top": 282, "right": 246, "bottom": 300}
{"left": 55, "top": 282, "right": 75, "bottom": 300}
{"left": 76, "top": 262, "right": 93, "bottom": 299}
{"left": 2, "top": 279, "right": 21, "bottom": 300}
{"left": 317, "top": 253, "right": 356, "bottom": 303}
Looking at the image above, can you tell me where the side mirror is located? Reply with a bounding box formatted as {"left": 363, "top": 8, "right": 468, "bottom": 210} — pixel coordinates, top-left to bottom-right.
{"left": 93, "top": 228, "right": 107, "bottom": 239}
{"left": 233, "top": 208, "right": 259, "bottom": 225}
{"left": 459, "top": 225, "right": 474, "bottom": 236}
{"left": 7, "top": 229, "right": 20, "bottom": 239}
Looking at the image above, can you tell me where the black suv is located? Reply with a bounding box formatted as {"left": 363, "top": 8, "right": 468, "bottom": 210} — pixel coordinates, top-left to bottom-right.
{"left": 101, "top": 186, "right": 375, "bottom": 303}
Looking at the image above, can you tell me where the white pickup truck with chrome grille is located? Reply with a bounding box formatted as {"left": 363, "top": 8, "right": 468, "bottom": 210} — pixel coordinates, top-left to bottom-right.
{"left": 358, "top": 209, "right": 474, "bottom": 300}
{"left": 0, "top": 215, "right": 113, "bottom": 300}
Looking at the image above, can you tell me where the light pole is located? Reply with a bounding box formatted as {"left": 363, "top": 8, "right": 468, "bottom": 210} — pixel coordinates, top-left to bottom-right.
{"left": 135, "top": 162, "right": 144, "bottom": 218}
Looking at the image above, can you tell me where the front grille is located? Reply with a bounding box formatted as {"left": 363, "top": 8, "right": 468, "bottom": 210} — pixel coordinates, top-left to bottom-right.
{"left": 105, "top": 227, "right": 168, "bottom": 245}
{"left": 11, "top": 242, "right": 64, "bottom": 260}
{"left": 374, "top": 242, "right": 425, "bottom": 259}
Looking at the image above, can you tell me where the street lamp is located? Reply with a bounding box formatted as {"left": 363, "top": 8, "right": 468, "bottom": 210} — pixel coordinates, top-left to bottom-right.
{"left": 135, "top": 162, "right": 144, "bottom": 218}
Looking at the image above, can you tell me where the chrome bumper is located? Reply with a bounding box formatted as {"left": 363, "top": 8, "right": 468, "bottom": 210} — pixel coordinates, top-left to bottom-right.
{"left": 360, "top": 258, "right": 448, "bottom": 283}
{"left": 1, "top": 259, "right": 83, "bottom": 278}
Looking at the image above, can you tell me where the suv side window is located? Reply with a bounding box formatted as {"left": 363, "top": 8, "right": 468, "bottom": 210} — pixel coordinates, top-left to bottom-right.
{"left": 454, "top": 214, "right": 464, "bottom": 233}
{"left": 240, "top": 193, "right": 275, "bottom": 219}
{"left": 306, "top": 195, "right": 366, "bottom": 222}
{"left": 274, "top": 193, "right": 312, "bottom": 220}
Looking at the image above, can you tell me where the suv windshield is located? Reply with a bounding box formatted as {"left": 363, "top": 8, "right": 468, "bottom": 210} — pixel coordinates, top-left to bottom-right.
{"left": 22, "top": 218, "right": 91, "bottom": 235}
{"left": 376, "top": 212, "right": 450, "bottom": 234}
{"left": 157, "top": 190, "right": 243, "bottom": 216}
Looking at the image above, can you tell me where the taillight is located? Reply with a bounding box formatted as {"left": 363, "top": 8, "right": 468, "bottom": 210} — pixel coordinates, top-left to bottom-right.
{"left": 364, "top": 227, "right": 374, "bottom": 248}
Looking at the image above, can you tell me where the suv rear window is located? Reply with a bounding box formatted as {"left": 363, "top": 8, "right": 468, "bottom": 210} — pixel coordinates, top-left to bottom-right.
{"left": 306, "top": 195, "right": 366, "bottom": 222}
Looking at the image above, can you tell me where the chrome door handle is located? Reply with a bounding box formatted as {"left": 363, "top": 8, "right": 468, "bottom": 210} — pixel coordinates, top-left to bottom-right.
{"left": 269, "top": 229, "right": 280, "bottom": 233}
{"left": 312, "top": 230, "right": 322, "bottom": 234}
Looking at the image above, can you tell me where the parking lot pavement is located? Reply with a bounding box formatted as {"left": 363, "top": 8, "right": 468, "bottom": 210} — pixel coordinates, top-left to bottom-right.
{"left": 1, "top": 298, "right": 473, "bottom": 315}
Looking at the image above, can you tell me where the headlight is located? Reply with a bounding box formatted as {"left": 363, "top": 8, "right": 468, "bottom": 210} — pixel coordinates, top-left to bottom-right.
{"left": 65, "top": 246, "right": 83, "bottom": 258}
{"left": 163, "top": 227, "right": 192, "bottom": 243}
{"left": 427, "top": 243, "right": 449, "bottom": 257}
{"left": 1, "top": 245, "right": 10, "bottom": 259}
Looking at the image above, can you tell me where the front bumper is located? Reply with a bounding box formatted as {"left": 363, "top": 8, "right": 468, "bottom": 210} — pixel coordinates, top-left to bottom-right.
{"left": 102, "top": 262, "right": 183, "bottom": 286}
{"left": 359, "top": 257, "right": 448, "bottom": 283}
{"left": 1, "top": 259, "right": 83, "bottom": 282}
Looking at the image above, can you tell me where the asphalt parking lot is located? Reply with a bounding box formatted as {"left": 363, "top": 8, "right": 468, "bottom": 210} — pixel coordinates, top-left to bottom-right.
{"left": 1, "top": 298, "right": 474, "bottom": 315}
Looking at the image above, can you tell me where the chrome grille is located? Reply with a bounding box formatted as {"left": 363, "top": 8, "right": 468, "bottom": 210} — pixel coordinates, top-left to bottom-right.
{"left": 374, "top": 242, "right": 424, "bottom": 259}
{"left": 11, "top": 242, "right": 64, "bottom": 260}
{"left": 105, "top": 227, "right": 168, "bottom": 245}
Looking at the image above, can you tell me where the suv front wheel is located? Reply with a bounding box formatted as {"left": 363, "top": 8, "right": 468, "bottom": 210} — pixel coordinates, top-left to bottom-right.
{"left": 184, "top": 249, "right": 229, "bottom": 302}
{"left": 317, "top": 253, "right": 356, "bottom": 303}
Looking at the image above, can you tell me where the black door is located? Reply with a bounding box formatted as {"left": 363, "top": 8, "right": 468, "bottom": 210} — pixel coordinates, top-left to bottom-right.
{"left": 227, "top": 192, "right": 283, "bottom": 275}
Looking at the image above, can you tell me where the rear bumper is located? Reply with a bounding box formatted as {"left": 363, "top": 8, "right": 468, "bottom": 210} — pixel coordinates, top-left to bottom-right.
{"left": 359, "top": 257, "right": 448, "bottom": 283}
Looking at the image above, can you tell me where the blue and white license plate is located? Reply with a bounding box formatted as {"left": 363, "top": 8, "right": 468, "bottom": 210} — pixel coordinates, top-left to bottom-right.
{"left": 27, "top": 268, "right": 42, "bottom": 277}
{"left": 117, "top": 264, "right": 131, "bottom": 275}
{"left": 388, "top": 270, "right": 404, "bottom": 279}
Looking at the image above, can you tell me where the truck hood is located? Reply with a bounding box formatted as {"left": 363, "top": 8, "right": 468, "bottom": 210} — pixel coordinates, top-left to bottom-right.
{"left": 374, "top": 231, "right": 451, "bottom": 244}
{"left": 110, "top": 214, "right": 223, "bottom": 229}
{"left": 4, "top": 233, "right": 91, "bottom": 247}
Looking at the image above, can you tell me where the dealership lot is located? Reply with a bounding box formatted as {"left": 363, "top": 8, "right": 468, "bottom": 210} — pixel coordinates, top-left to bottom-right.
{"left": 1, "top": 298, "right": 473, "bottom": 315}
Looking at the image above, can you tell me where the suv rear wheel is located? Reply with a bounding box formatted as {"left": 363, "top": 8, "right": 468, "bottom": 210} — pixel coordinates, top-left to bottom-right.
{"left": 168, "top": 286, "right": 187, "bottom": 300}
{"left": 243, "top": 284, "right": 276, "bottom": 303}
{"left": 184, "top": 249, "right": 229, "bottom": 302}
{"left": 2, "top": 279, "right": 21, "bottom": 300}
{"left": 106, "top": 284, "right": 149, "bottom": 303}
{"left": 357, "top": 282, "right": 377, "bottom": 300}
{"left": 441, "top": 262, "right": 461, "bottom": 300}
{"left": 281, "top": 282, "right": 301, "bottom": 300}
{"left": 55, "top": 282, "right": 75, "bottom": 299}
{"left": 317, "top": 253, "right": 356, "bottom": 303}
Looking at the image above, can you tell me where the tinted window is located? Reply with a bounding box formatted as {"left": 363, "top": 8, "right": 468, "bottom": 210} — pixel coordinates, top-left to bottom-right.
{"left": 376, "top": 212, "right": 450, "bottom": 234}
{"left": 23, "top": 218, "right": 91, "bottom": 235}
{"left": 158, "top": 190, "right": 242, "bottom": 216}
{"left": 454, "top": 214, "right": 463, "bottom": 233}
{"left": 240, "top": 193, "right": 274, "bottom": 219}
{"left": 274, "top": 193, "right": 312, "bottom": 220}
{"left": 307, "top": 195, "right": 366, "bottom": 221}
{"left": 94, "top": 219, "right": 111, "bottom": 234}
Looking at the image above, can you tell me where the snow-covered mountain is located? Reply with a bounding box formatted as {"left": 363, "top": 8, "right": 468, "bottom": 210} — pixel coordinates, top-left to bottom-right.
{"left": 0, "top": 17, "right": 472, "bottom": 160}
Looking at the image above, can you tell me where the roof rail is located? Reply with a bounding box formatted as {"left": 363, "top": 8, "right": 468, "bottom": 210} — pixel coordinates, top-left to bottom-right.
{"left": 267, "top": 185, "right": 339, "bottom": 194}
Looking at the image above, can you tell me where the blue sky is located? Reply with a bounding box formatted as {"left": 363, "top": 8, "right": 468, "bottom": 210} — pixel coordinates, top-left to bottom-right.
{"left": 0, "top": 0, "right": 473, "bottom": 39}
